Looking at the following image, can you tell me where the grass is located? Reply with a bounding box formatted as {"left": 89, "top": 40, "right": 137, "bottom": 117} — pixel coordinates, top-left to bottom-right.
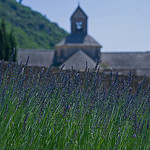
{"left": 0, "top": 60, "right": 150, "bottom": 149}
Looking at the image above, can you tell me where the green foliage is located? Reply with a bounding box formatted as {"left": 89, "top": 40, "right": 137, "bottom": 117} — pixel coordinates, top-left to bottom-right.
{"left": 0, "top": 0, "right": 68, "bottom": 49}
{"left": 0, "top": 19, "right": 17, "bottom": 61}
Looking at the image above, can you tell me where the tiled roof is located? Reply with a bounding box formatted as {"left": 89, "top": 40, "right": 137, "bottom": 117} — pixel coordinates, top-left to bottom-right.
{"left": 56, "top": 33, "right": 101, "bottom": 47}
{"left": 101, "top": 52, "right": 150, "bottom": 70}
{"left": 60, "top": 50, "right": 97, "bottom": 70}
{"left": 18, "top": 49, "right": 54, "bottom": 67}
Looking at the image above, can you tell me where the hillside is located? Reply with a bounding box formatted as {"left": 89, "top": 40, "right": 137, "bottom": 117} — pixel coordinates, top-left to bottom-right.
{"left": 0, "top": 0, "right": 68, "bottom": 49}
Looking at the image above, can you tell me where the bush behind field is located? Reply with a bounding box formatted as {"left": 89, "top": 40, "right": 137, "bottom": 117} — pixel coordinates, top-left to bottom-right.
{"left": 0, "top": 61, "right": 150, "bottom": 149}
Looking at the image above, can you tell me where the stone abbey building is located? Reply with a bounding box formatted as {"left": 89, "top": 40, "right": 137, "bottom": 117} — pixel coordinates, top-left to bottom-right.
{"left": 53, "top": 5, "right": 102, "bottom": 69}
{"left": 17, "top": 5, "right": 150, "bottom": 76}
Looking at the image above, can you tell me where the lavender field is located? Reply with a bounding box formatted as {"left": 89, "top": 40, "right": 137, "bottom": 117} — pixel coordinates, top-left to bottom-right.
{"left": 0, "top": 60, "right": 150, "bottom": 149}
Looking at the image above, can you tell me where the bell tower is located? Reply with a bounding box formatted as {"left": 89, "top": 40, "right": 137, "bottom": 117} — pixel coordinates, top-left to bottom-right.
{"left": 71, "top": 5, "right": 88, "bottom": 34}
{"left": 54, "top": 4, "right": 102, "bottom": 67}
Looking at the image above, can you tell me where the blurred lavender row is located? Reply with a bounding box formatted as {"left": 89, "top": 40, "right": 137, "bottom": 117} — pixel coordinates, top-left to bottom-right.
{"left": 0, "top": 60, "right": 149, "bottom": 149}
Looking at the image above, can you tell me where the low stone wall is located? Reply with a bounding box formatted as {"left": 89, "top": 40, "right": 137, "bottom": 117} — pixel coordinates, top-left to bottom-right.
{"left": 1, "top": 61, "right": 150, "bottom": 94}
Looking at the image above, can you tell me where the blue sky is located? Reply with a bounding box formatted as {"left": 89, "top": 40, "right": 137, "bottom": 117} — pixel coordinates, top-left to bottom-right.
{"left": 21, "top": 0, "right": 150, "bottom": 52}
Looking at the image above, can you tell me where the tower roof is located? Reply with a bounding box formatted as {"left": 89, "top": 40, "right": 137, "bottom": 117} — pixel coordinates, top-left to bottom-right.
{"left": 71, "top": 5, "right": 88, "bottom": 19}
{"left": 56, "top": 33, "right": 102, "bottom": 47}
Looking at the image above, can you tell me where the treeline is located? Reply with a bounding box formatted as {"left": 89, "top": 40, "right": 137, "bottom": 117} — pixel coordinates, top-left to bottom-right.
{"left": 0, "top": 19, "right": 17, "bottom": 61}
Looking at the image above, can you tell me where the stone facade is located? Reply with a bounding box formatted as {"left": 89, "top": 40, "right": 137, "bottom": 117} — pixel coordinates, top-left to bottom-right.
{"left": 54, "top": 44, "right": 100, "bottom": 66}
{"left": 53, "top": 5, "right": 102, "bottom": 67}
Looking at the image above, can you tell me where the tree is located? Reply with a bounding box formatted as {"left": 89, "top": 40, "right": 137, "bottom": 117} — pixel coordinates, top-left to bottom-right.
{"left": 0, "top": 29, "right": 5, "bottom": 60}
{"left": 0, "top": 19, "right": 7, "bottom": 60}
{"left": 0, "top": 19, "right": 17, "bottom": 61}
{"left": 9, "top": 31, "right": 17, "bottom": 61}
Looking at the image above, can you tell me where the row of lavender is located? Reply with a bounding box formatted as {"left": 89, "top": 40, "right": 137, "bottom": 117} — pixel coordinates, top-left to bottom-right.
{"left": 0, "top": 60, "right": 150, "bottom": 149}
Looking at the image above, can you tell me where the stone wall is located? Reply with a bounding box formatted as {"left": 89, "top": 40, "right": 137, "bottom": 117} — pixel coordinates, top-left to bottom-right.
{"left": 1, "top": 61, "right": 150, "bottom": 94}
